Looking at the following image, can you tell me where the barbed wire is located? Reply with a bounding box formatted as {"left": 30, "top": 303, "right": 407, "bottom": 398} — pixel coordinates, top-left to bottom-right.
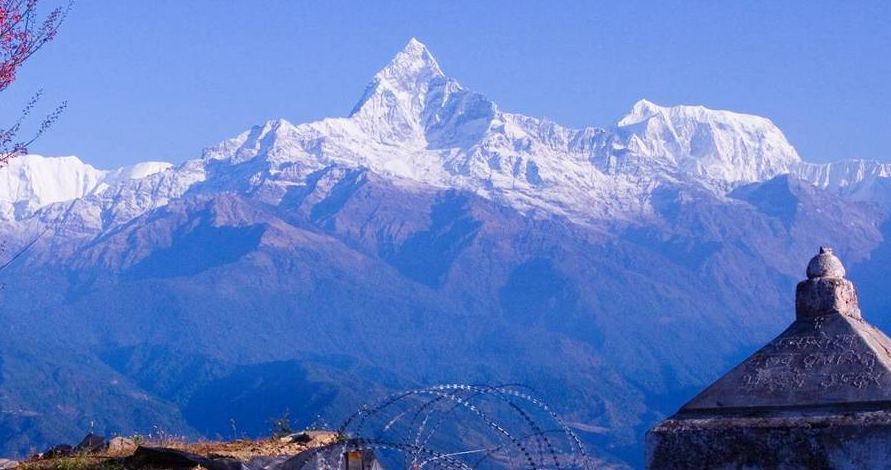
{"left": 300, "top": 384, "right": 592, "bottom": 469}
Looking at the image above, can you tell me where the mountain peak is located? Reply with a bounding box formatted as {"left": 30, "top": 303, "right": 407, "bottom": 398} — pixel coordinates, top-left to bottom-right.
{"left": 0, "top": 154, "right": 107, "bottom": 210}
{"left": 615, "top": 100, "right": 801, "bottom": 183}
{"left": 348, "top": 38, "right": 450, "bottom": 138}
{"left": 354, "top": 38, "right": 444, "bottom": 103}
{"left": 380, "top": 38, "right": 443, "bottom": 81}
{"left": 618, "top": 99, "right": 664, "bottom": 126}
{"left": 404, "top": 37, "right": 433, "bottom": 56}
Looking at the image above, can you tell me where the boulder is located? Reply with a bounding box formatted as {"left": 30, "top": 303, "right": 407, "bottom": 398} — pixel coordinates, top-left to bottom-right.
{"left": 43, "top": 444, "right": 74, "bottom": 458}
{"left": 279, "top": 433, "right": 311, "bottom": 444}
{"left": 279, "top": 430, "right": 337, "bottom": 445}
{"left": 106, "top": 436, "right": 137, "bottom": 454}
{"left": 75, "top": 433, "right": 107, "bottom": 453}
{"left": 126, "top": 446, "right": 243, "bottom": 470}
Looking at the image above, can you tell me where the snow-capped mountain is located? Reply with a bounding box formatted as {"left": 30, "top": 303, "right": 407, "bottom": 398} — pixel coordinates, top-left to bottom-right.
{"left": 3, "top": 39, "right": 891, "bottom": 466}
{"left": 796, "top": 159, "right": 891, "bottom": 201}
{"left": 3, "top": 38, "right": 887, "bottom": 234}
{"left": 0, "top": 155, "right": 105, "bottom": 214}
{"left": 616, "top": 99, "right": 801, "bottom": 184}
{"left": 0, "top": 155, "right": 171, "bottom": 216}
{"left": 192, "top": 38, "right": 814, "bottom": 221}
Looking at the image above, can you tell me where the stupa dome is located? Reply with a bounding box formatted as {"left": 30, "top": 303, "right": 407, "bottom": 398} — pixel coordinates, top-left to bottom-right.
{"left": 806, "top": 246, "right": 846, "bottom": 279}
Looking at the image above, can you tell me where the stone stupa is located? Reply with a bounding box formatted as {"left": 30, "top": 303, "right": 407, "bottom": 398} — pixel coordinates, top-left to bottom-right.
{"left": 647, "top": 247, "right": 891, "bottom": 468}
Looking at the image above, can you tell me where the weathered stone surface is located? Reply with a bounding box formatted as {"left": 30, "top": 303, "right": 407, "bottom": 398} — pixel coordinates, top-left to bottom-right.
{"left": 806, "top": 246, "right": 847, "bottom": 279}
{"left": 648, "top": 410, "right": 891, "bottom": 468}
{"left": 797, "top": 247, "right": 861, "bottom": 320}
{"left": 796, "top": 277, "right": 861, "bottom": 319}
{"left": 681, "top": 312, "right": 891, "bottom": 410}
{"left": 647, "top": 248, "right": 891, "bottom": 469}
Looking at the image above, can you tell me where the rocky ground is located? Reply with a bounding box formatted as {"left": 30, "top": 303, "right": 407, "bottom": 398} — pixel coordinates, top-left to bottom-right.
{"left": 0, "top": 431, "right": 339, "bottom": 470}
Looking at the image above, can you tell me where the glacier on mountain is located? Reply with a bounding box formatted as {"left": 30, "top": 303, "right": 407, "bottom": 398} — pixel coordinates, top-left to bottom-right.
{"left": 1, "top": 38, "right": 888, "bottom": 236}
{"left": 617, "top": 99, "right": 801, "bottom": 184}
{"left": 0, "top": 156, "right": 173, "bottom": 213}
{"left": 797, "top": 159, "right": 891, "bottom": 201}
{"left": 0, "top": 155, "right": 105, "bottom": 212}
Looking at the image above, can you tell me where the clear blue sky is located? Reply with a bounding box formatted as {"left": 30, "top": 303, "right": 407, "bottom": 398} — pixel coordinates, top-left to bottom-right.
{"left": 4, "top": 1, "right": 890, "bottom": 168}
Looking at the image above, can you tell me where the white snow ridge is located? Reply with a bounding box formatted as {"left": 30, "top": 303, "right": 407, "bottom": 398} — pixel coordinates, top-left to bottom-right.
{"left": 1, "top": 38, "right": 888, "bottom": 231}
{"left": 0, "top": 155, "right": 107, "bottom": 211}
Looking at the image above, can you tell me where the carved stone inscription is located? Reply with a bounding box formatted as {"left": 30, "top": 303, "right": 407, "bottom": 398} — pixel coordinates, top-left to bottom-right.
{"left": 740, "top": 319, "right": 882, "bottom": 393}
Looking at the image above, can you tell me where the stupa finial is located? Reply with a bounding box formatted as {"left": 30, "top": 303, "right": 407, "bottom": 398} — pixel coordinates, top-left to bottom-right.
{"left": 797, "top": 246, "right": 859, "bottom": 319}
